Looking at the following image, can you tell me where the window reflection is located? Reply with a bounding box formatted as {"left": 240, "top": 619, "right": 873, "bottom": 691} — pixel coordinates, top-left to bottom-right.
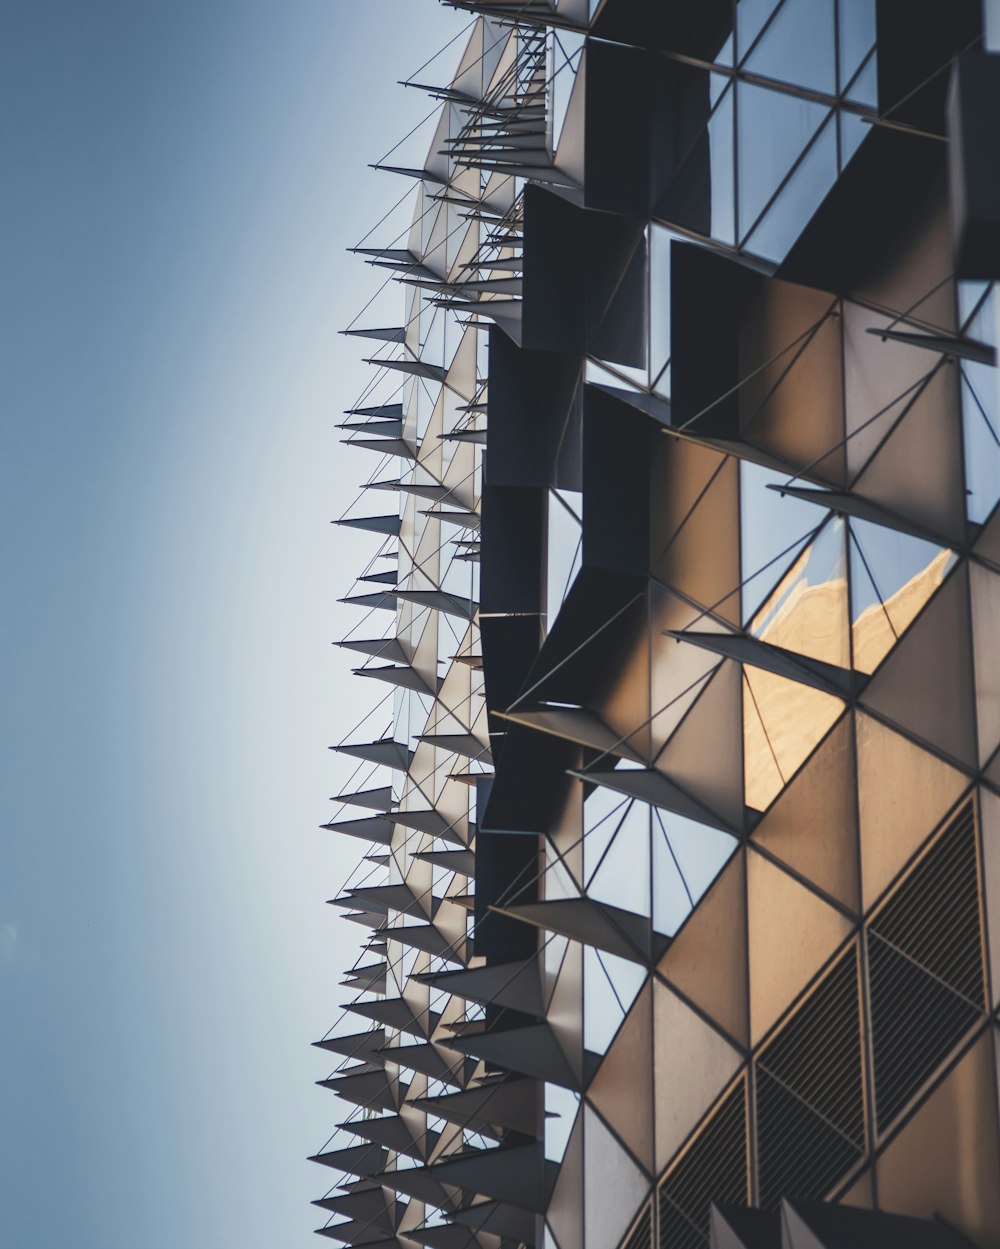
{"left": 838, "top": 0, "right": 877, "bottom": 91}
{"left": 743, "top": 0, "right": 836, "bottom": 95}
{"left": 738, "top": 82, "right": 829, "bottom": 242}
{"left": 749, "top": 516, "right": 849, "bottom": 670}
{"left": 546, "top": 488, "right": 583, "bottom": 630}
{"left": 745, "top": 117, "right": 837, "bottom": 261}
{"left": 849, "top": 518, "right": 956, "bottom": 674}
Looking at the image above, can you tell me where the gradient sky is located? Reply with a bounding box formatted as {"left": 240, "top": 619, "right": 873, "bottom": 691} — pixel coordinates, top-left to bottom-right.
{"left": 0, "top": 3, "right": 465, "bottom": 1246}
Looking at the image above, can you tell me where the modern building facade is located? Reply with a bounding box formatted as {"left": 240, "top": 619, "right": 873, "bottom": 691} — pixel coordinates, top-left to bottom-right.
{"left": 314, "top": 4, "right": 1000, "bottom": 1249}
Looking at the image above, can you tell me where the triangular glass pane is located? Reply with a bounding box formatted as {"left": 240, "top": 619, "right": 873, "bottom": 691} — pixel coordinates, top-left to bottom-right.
{"left": 736, "top": 0, "right": 785, "bottom": 61}
{"left": 653, "top": 816, "right": 696, "bottom": 936}
{"left": 550, "top": 30, "right": 584, "bottom": 153}
{"left": 545, "top": 1083, "right": 581, "bottom": 1163}
{"left": 585, "top": 945, "right": 626, "bottom": 1053}
{"left": 958, "top": 280, "right": 990, "bottom": 329}
{"left": 599, "top": 949, "right": 647, "bottom": 1017}
{"left": 658, "top": 79, "right": 735, "bottom": 246}
{"left": 748, "top": 516, "right": 849, "bottom": 669}
{"left": 744, "top": 116, "right": 838, "bottom": 262}
{"left": 839, "top": 108, "right": 869, "bottom": 168}
{"left": 656, "top": 809, "right": 738, "bottom": 910}
{"left": 740, "top": 462, "right": 822, "bottom": 620}
{"left": 708, "top": 82, "right": 736, "bottom": 245}
{"left": 843, "top": 47, "right": 878, "bottom": 108}
{"left": 960, "top": 360, "right": 1000, "bottom": 524}
{"left": 744, "top": 671, "right": 787, "bottom": 811}
{"left": 849, "top": 518, "right": 956, "bottom": 674}
{"left": 744, "top": 0, "right": 836, "bottom": 94}
{"left": 583, "top": 790, "right": 631, "bottom": 878}
{"left": 589, "top": 800, "right": 651, "bottom": 916}
{"left": 744, "top": 667, "right": 844, "bottom": 811}
{"left": 547, "top": 488, "right": 583, "bottom": 628}
{"left": 838, "top": 1, "right": 876, "bottom": 91}
{"left": 737, "top": 83, "right": 828, "bottom": 240}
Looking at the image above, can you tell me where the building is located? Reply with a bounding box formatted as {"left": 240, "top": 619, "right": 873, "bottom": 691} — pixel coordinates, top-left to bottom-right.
{"left": 314, "top": 4, "right": 1000, "bottom": 1249}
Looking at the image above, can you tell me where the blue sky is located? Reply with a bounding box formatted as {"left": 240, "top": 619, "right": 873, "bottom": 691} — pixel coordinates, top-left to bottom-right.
{"left": 0, "top": 3, "right": 465, "bottom": 1245}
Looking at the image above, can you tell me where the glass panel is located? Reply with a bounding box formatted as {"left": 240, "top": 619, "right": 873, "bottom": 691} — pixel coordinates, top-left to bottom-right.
{"left": 550, "top": 30, "right": 584, "bottom": 152}
{"left": 744, "top": 116, "right": 838, "bottom": 261}
{"left": 546, "top": 488, "right": 583, "bottom": 629}
{"left": 958, "top": 280, "right": 990, "bottom": 330}
{"left": 650, "top": 224, "right": 682, "bottom": 387}
{"left": 749, "top": 516, "right": 849, "bottom": 669}
{"left": 963, "top": 285, "right": 996, "bottom": 344}
{"left": 585, "top": 945, "right": 624, "bottom": 1052}
{"left": 656, "top": 809, "right": 738, "bottom": 916}
{"left": 740, "top": 461, "right": 821, "bottom": 620}
{"left": 837, "top": 0, "right": 876, "bottom": 91}
{"left": 843, "top": 48, "right": 878, "bottom": 108}
{"left": 737, "top": 82, "right": 829, "bottom": 240}
{"left": 715, "top": 31, "right": 736, "bottom": 68}
{"left": 709, "top": 81, "right": 737, "bottom": 244}
{"left": 600, "top": 948, "right": 646, "bottom": 1018}
{"left": 839, "top": 108, "right": 869, "bottom": 168}
{"left": 583, "top": 789, "right": 631, "bottom": 880}
{"left": 737, "top": 0, "right": 786, "bottom": 61}
{"left": 545, "top": 1083, "right": 580, "bottom": 1162}
{"left": 588, "top": 799, "right": 651, "bottom": 916}
{"left": 961, "top": 362, "right": 1000, "bottom": 524}
{"left": 659, "top": 77, "right": 735, "bottom": 245}
{"left": 652, "top": 814, "right": 695, "bottom": 936}
{"left": 849, "top": 518, "right": 956, "bottom": 674}
{"left": 744, "top": 667, "right": 844, "bottom": 810}
{"left": 744, "top": 0, "right": 836, "bottom": 95}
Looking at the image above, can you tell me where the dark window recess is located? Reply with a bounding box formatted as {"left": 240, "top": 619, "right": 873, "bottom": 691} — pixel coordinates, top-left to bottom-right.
{"left": 623, "top": 1201, "right": 654, "bottom": 1249}
{"left": 755, "top": 947, "right": 865, "bottom": 1209}
{"left": 658, "top": 1080, "right": 748, "bottom": 1249}
{"left": 868, "top": 798, "right": 985, "bottom": 1134}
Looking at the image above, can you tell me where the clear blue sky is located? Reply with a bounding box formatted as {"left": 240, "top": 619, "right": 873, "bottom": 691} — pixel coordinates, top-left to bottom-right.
{"left": 0, "top": 3, "right": 465, "bottom": 1246}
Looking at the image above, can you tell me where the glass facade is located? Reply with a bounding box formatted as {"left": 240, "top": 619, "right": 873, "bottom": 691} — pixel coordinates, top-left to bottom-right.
{"left": 318, "top": 5, "right": 1000, "bottom": 1249}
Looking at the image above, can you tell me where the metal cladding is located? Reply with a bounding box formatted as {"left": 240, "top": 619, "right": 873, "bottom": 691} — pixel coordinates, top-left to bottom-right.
{"left": 318, "top": 4, "right": 1000, "bottom": 1249}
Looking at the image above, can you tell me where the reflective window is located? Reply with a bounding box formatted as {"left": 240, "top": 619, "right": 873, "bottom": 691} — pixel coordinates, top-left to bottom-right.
{"left": 743, "top": 111, "right": 837, "bottom": 259}
{"left": 749, "top": 516, "right": 849, "bottom": 669}
{"left": 740, "top": 461, "right": 821, "bottom": 620}
{"left": 550, "top": 29, "right": 584, "bottom": 153}
{"left": 843, "top": 48, "right": 878, "bottom": 107}
{"left": 737, "top": 0, "right": 785, "bottom": 62}
{"left": 587, "top": 798, "right": 651, "bottom": 917}
{"left": 546, "top": 488, "right": 583, "bottom": 628}
{"left": 839, "top": 108, "right": 869, "bottom": 167}
{"left": 709, "top": 82, "right": 737, "bottom": 245}
{"left": 653, "top": 808, "right": 736, "bottom": 935}
{"left": 649, "top": 224, "right": 683, "bottom": 392}
{"left": 837, "top": 0, "right": 876, "bottom": 91}
{"left": 958, "top": 280, "right": 991, "bottom": 329}
{"left": 744, "top": 0, "right": 836, "bottom": 95}
{"left": 584, "top": 945, "right": 645, "bottom": 1053}
{"left": 737, "top": 82, "right": 829, "bottom": 240}
{"left": 960, "top": 361, "right": 1000, "bottom": 524}
{"left": 544, "top": 1083, "right": 580, "bottom": 1162}
{"left": 849, "top": 518, "right": 956, "bottom": 673}
{"left": 658, "top": 76, "right": 735, "bottom": 246}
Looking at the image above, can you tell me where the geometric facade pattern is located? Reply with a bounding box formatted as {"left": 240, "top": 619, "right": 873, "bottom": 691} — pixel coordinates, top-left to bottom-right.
{"left": 316, "top": 4, "right": 1000, "bottom": 1249}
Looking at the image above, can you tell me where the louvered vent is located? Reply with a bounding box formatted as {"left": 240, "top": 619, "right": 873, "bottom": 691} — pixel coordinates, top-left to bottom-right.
{"left": 658, "top": 1079, "right": 748, "bottom": 1249}
{"left": 868, "top": 798, "right": 985, "bottom": 1134}
{"left": 622, "top": 1201, "right": 654, "bottom": 1249}
{"left": 755, "top": 946, "right": 864, "bottom": 1209}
